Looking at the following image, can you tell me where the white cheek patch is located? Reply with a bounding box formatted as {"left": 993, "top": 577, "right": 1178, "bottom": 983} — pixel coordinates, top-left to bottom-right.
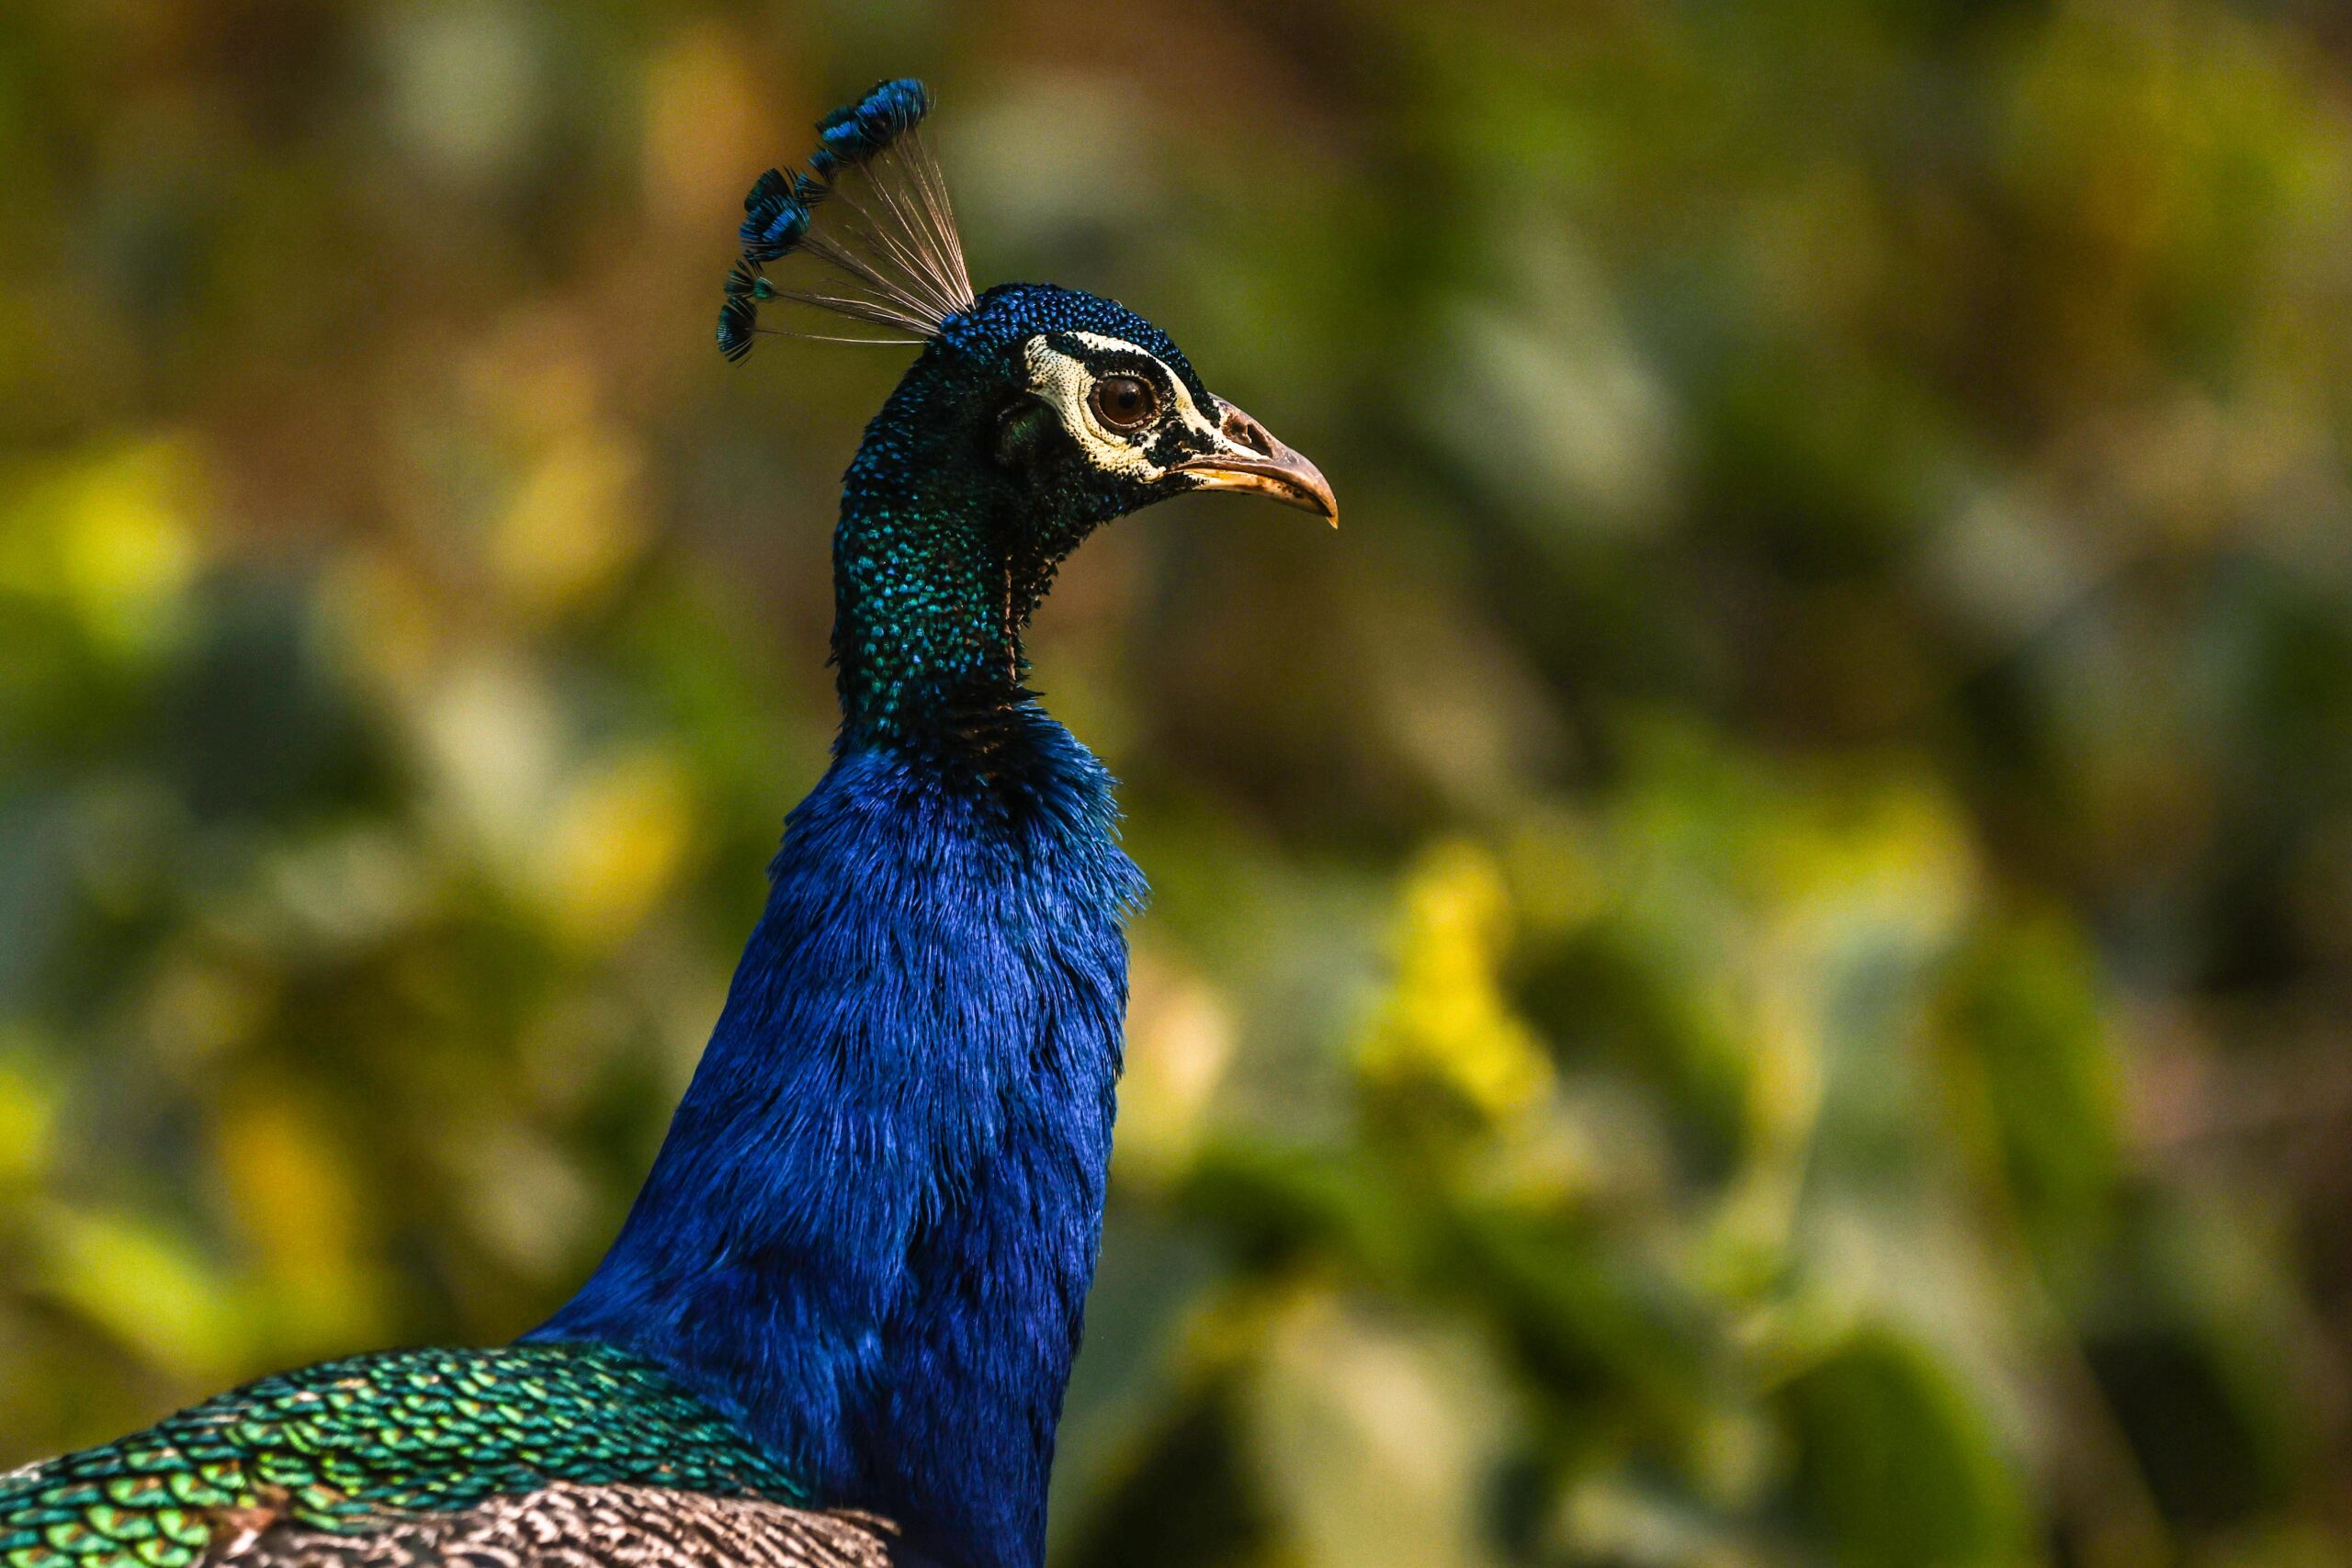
{"left": 1023, "top": 332, "right": 1227, "bottom": 479}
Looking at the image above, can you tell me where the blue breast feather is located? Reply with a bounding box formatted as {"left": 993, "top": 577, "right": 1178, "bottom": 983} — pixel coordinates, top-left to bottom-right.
{"left": 534, "top": 706, "right": 1145, "bottom": 1568}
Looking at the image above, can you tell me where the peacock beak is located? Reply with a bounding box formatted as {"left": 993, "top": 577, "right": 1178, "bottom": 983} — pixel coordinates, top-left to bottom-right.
{"left": 1174, "top": 402, "right": 1339, "bottom": 527}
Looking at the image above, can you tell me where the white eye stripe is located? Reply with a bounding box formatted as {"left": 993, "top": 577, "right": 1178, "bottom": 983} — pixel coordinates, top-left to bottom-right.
{"left": 1023, "top": 333, "right": 1225, "bottom": 478}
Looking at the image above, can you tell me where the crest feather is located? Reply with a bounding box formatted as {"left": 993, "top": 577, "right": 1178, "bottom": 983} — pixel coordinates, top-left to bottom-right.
{"left": 718, "top": 79, "right": 976, "bottom": 358}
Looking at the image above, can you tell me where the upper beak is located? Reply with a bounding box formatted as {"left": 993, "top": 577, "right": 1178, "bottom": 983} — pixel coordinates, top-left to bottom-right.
{"left": 1173, "top": 402, "right": 1339, "bottom": 527}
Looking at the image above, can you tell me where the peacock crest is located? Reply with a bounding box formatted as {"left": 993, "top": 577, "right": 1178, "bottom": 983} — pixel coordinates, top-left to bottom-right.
{"left": 718, "top": 79, "right": 976, "bottom": 358}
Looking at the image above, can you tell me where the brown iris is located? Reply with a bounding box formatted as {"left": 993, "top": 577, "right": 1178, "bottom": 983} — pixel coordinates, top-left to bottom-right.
{"left": 1089, "top": 374, "right": 1159, "bottom": 434}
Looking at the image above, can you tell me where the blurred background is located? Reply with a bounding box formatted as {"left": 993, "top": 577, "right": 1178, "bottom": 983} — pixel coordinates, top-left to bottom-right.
{"left": 4, "top": 1, "right": 2352, "bottom": 1563}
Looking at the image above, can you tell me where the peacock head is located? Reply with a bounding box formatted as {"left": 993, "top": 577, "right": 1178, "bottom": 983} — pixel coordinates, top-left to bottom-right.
{"left": 719, "top": 81, "right": 1332, "bottom": 541}
{"left": 718, "top": 80, "right": 1332, "bottom": 739}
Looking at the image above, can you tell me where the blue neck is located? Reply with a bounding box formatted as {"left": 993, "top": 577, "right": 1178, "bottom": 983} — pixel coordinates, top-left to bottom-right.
{"left": 533, "top": 710, "right": 1143, "bottom": 1568}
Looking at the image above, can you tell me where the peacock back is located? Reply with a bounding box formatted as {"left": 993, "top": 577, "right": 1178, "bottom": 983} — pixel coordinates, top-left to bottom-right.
{"left": 0, "top": 1344, "right": 905, "bottom": 1568}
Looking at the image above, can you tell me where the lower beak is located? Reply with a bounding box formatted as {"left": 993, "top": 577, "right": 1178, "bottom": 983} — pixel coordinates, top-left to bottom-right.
{"left": 1173, "top": 403, "right": 1339, "bottom": 526}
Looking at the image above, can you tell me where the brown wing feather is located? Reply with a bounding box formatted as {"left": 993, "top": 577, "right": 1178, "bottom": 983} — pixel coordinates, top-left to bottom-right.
{"left": 207, "top": 1485, "right": 925, "bottom": 1568}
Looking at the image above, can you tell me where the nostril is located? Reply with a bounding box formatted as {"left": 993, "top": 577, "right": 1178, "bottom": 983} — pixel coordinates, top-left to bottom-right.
{"left": 1222, "top": 407, "right": 1274, "bottom": 457}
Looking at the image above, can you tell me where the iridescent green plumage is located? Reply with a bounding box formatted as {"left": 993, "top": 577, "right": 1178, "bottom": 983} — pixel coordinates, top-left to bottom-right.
{"left": 0, "top": 1344, "right": 804, "bottom": 1568}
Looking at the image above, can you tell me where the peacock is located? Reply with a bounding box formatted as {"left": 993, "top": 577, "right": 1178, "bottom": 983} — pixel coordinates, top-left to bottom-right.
{"left": 0, "top": 79, "right": 1331, "bottom": 1568}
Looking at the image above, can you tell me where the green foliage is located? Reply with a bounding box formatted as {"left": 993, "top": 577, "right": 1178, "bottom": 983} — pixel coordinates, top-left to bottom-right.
{"left": 5, "top": 3, "right": 2351, "bottom": 1565}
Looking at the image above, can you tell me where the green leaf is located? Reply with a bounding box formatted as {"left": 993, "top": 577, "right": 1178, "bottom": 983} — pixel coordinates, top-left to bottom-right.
{"left": 1784, "top": 1327, "right": 2032, "bottom": 1568}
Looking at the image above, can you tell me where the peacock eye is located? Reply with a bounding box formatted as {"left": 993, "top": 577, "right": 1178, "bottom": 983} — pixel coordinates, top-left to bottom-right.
{"left": 1089, "top": 374, "right": 1159, "bottom": 434}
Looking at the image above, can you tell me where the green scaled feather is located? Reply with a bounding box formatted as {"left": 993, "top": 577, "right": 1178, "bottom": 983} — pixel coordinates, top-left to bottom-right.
{"left": 0, "top": 1344, "right": 802, "bottom": 1568}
